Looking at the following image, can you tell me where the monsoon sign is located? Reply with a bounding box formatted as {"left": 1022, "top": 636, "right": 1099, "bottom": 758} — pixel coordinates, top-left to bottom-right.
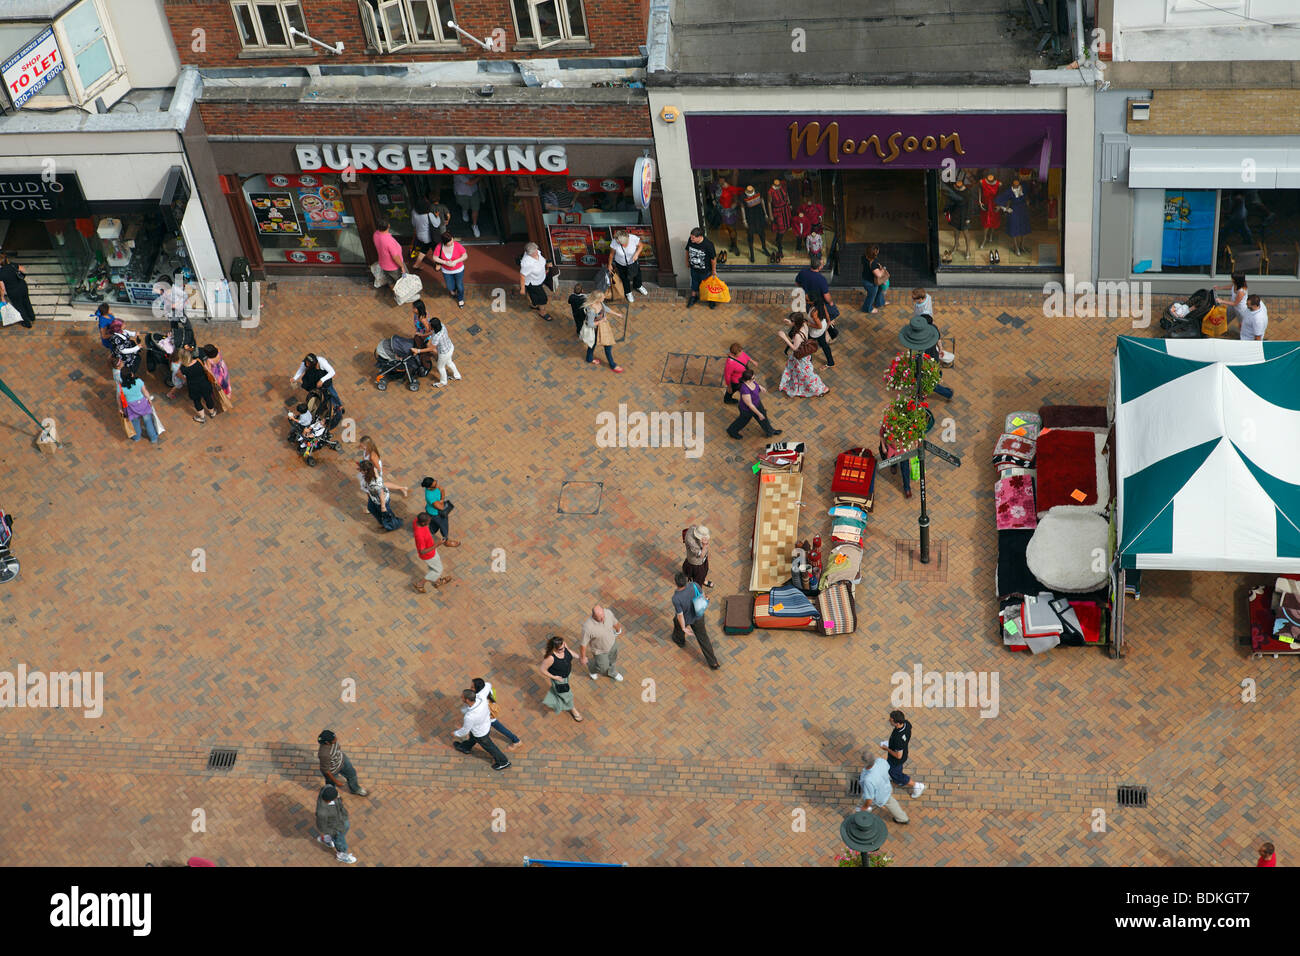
{"left": 2, "top": 29, "right": 64, "bottom": 109}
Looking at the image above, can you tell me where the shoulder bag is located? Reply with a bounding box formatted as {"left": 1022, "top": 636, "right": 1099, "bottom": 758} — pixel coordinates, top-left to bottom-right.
{"left": 793, "top": 334, "right": 819, "bottom": 359}
{"left": 691, "top": 583, "right": 710, "bottom": 616}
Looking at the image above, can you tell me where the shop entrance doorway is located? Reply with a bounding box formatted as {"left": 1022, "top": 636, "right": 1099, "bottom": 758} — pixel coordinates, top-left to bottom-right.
{"left": 0, "top": 218, "right": 82, "bottom": 320}
{"left": 838, "top": 169, "right": 936, "bottom": 289}
{"left": 371, "top": 174, "right": 528, "bottom": 246}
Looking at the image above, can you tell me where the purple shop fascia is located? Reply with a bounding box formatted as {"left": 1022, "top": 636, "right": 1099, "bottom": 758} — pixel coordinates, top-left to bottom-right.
{"left": 685, "top": 112, "right": 1067, "bottom": 177}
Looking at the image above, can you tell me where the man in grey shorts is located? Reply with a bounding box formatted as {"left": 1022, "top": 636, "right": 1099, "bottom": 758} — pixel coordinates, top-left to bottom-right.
{"left": 453, "top": 174, "right": 482, "bottom": 238}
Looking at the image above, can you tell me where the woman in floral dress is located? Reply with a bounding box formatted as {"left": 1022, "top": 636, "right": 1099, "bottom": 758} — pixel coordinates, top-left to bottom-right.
{"left": 778, "top": 312, "right": 830, "bottom": 398}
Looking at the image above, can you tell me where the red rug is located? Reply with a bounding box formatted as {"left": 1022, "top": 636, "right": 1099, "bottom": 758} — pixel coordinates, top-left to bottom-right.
{"left": 1035, "top": 429, "right": 1097, "bottom": 513}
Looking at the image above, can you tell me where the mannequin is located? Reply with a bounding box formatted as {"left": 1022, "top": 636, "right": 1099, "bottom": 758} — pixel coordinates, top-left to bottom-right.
{"left": 742, "top": 185, "right": 771, "bottom": 263}
{"left": 767, "top": 177, "right": 793, "bottom": 261}
{"left": 713, "top": 174, "right": 744, "bottom": 255}
{"left": 978, "top": 171, "right": 1002, "bottom": 251}
{"left": 940, "top": 175, "right": 975, "bottom": 259}
{"left": 995, "top": 177, "right": 1030, "bottom": 257}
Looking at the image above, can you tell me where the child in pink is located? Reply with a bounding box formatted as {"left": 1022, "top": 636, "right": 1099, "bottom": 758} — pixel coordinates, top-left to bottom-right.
{"left": 722, "top": 343, "right": 752, "bottom": 405}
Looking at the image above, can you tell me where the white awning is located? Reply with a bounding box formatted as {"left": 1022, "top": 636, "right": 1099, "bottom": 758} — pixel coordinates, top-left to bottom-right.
{"left": 1128, "top": 147, "right": 1300, "bottom": 189}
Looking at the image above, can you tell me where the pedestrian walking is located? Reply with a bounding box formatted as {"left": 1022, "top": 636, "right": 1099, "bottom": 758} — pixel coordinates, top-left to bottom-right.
{"left": 472, "top": 677, "right": 521, "bottom": 748}
{"left": 1213, "top": 272, "right": 1248, "bottom": 325}
{"left": 412, "top": 512, "right": 452, "bottom": 593}
{"left": 430, "top": 232, "right": 468, "bottom": 308}
{"left": 291, "top": 353, "right": 342, "bottom": 407}
{"left": 726, "top": 368, "right": 782, "bottom": 440}
{"left": 786, "top": 298, "right": 834, "bottom": 371}
{"left": 314, "top": 785, "right": 356, "bottom": 864}
{"left": 95, "top": 302, "right": 118, "bottom": 351}
{"left": 539, "top": 635, "right": 584, "bottom": 721}
{"left": 685, "top": 227, "right": 719, "bottom": 310}
{"left": 201, "top": 344, "right": 234, "bottom": 412}
{"left": 409, "top": 198, "right": 438, "bottom": 269}
{"left": 777, "top": 313, "right": 829, "bottom": 398}
{"left": 118, "top": 368, "right": 160, "bottom": 445}
{"left": 372, "top": 218, "right": 409, "bottom": 291}
{"left": 0, "top": 251, "right": 36, "bottom": 327}
{"left": 880, "top": 710, "right": 926, "bottom": 799}
{"left": 1257, "top": 842, "right": 1276, "bottom": 867}
{"left": 358, "top": 436, "right": 409, "bottom": 497}
{"left": 421, "top": 476, "right": 459, "bottom": 547}
{"left": 681, "top": 524, "right": 714, "bottom": 589}
{"left": 359, "top": 459, "right": 403, "bottom": 532}
{"left": 797, "top": 255, "right": 835, "bottom": 338}
{"left": 582, "top": 290, "right": 624, "bottom": 373}
{"left": 518, "top": 242, "right": 553, "bottom": 321}
{"left": 722, "top": 343, "right": 752, "bottom": 405}
{"left": 1240, "top": 294, "right": 1268, "bottom": 341}
{"left": 452, "top": 687, "right": 512, "bottom": 770}
{"left": 860, "top": 244, "right": 888, "bottom": 313}
{"left": 671, "top": 571, "right": 721, "bottom": 669}
{"left": 179, "top": 346, "right": 218, "bottom": 424}
{"left": 424, "top": 316, "right": 461, "bottom": 387}
{"left": 453, "top": 174, "right": 483, "bottom": 237}
{"left": 918, "top": 308, "right": 954, "bottom": 401}
{"left": 855, "top": 751, "right": 910, "bottom": 824}
{"left": 317, "top": 729, "right": 369, "bottom": 796}
{"left": 610, "top": 229, "right": 650, "bottom": 303}
{"left": 568, "top": 284, "right": 587, "bottom": 336}
{"left": 580, "top": 605, "right": 625, "bottom": 681}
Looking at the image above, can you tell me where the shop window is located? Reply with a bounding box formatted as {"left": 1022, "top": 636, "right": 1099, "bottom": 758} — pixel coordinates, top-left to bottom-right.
{"left": 241, "top": 173, "right": 365, "bottom": 266}
{"left": 936, "top": 167, "right": 1063, "bottom": 270}
{"left": 68, "top": 211, "right": 192, "bottom": 307}
{"left": 49, "top": 0, "right": 126, "bottom": 107}
{"left": 1215, "top": 189, "right": 1300, "bottom": 277}
{"left": 694, "top": 169, "right": 832, "bottom": 268}
{"left": 359, "top": 0, "right": 458, "bottom": 52}
{"left": 511, "top": 0, "right": 588, "bottom": 48}
{"left": 231, "top": 1, "right": 309, "bottom": 51}
{"left": 540, "top": 175, "right": 650, "bottom": 268}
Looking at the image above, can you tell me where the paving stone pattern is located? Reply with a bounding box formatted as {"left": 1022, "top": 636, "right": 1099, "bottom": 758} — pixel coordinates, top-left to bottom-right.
{"left": 0, "top": 275, "right": 1295, "bottom": 866}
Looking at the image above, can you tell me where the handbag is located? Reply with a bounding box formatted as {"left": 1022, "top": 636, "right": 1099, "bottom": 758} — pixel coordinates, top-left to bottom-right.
{"left": 487, "top": 693, "right": 501, "bottom": 720}
{"left": 610, "top": 270, "right": 625, "bottom": 302}
{"left": 370, "top": 262, "right": 386, "bottom": 288}
{"left": 0, "top": 302, "right": 23, "bottom": 326}
{"left": 691, "top": 583, "right": 709, "bottom": 616}
{"left": 551, "top": 681, "right": 571, "bottom": 695}
{"left": 580, "top": 323, "right": 596, "bottom": 347}
{"left": 544, "top": 263, "right": 559, "bottom": 292}
{"left": 392, "top": 273, "right": 423, "bottom": 305}
{"left": 793, "top": 335, "right": 818, "bottom": 359}
{"left": 699, "top": 274, "right": 731, "bottom": 304}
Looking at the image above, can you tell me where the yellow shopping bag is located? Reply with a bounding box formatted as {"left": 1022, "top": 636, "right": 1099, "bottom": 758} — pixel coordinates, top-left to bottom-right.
{"left": 698, "top": 275, "right": 730, "bottom": 304}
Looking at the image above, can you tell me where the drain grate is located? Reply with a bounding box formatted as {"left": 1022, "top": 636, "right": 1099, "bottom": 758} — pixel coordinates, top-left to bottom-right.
{"left": 1117, "top": 785, "right": 1148, "bottom": 808}
{"left": 847, "top": 776, "right": 862, "bottom": 797}
{"left": 206, "top": 748, "right": 239, "bottom": 772}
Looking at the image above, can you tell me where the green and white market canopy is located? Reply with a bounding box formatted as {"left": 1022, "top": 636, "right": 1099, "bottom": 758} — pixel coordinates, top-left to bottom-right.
{"left": 1114, "top": 336, "right": 1300, "bottom": 572}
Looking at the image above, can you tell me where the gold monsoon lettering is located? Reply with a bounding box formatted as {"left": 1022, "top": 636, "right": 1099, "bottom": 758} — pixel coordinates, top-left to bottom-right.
{"left": 788, "top": 121, "right": 965, "bottom": 165}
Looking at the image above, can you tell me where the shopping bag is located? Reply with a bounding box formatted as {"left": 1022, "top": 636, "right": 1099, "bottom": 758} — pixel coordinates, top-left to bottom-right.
{"left": 1202, "top": 305, "right": 1228, "bottom": 338}
{"left": 392, "top": 273, "right": 423, "bottom": 305}
{"left": 121, "top": 415, "right": 134, "bottom": 439}
{"left": 370, "top": 262, "right": 386, "bottom": 289}
{"left": 699, "top": 275, "right": 731, "bottom": 304}
{"left": 0, "top": 303, "right": 24, "bottom": 326}
{"left": 691, "top": 583, "right": 710, "bottom": 616}
{"left": 609, "top": 270, "right": 625, "bottom": 302}
{"left": 152, "top": 410, "right": 166, "bottom": 436}
{"left": 579, "top": 323, "right": 596, "bottom": 347}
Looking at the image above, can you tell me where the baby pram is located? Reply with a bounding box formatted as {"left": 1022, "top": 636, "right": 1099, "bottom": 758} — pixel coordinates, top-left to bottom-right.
{"left": 0, "top": 509, "right": 17, "bottom": 583}
{"left": 144, "top": 317, "right": 198, "bottom": 379}
{"left": 286, "top": 387, "right": 343, "bottom": 466}
{"left": 374, "top": 335, "right": 426, "bottom": 391}
{"left": 1160, "top": 288, "right": 1215, "bottom": 339}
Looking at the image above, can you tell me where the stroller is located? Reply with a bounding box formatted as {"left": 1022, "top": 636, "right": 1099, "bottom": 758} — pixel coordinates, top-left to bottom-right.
{"left": 145, "top": 316, "right": 198, "bottom": 380}
{"left": 1160, "top": 288, "right": 1216, "bottom": 339}
{"left": 0, "top": 509, "right": 17, "bottom": 583}
{"left": 286, "top": 387, "right": 343, "bottom": 466}
{"left": 374, "top": 335, "right": 428, "bottom": 391}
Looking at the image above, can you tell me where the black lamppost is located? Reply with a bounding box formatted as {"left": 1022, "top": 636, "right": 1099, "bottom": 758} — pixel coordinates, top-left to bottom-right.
{"left": 840, "top": 810, "right": 888, "bottom": 867}
{"left": 898, "top": 315, "right": 941, "bottom": 564}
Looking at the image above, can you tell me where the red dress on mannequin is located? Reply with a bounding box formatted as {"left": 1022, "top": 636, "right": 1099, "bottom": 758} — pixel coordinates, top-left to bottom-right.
{"left": 979, "top": 177, "right": 1002, "bottom": 229}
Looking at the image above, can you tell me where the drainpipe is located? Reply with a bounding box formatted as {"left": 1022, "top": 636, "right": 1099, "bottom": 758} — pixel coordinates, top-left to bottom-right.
{"left": 1075, "top": 0, "right": 1085, "bottom": 63}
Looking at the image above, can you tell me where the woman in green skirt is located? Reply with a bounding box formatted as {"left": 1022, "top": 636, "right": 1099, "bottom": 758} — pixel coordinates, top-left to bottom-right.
{"left": 539, "top": 635, "right": 583, "bottom": 722}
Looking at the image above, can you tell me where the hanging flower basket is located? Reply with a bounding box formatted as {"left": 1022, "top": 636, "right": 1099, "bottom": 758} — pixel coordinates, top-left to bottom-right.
{"left": 880, "top": 398, "right": 931, "bottom": 452}
{"left": 834, "top": 851, "right": 894, "bottom": 868}
{"left": 883, "top": 351, "right": 942, "bottom": 397}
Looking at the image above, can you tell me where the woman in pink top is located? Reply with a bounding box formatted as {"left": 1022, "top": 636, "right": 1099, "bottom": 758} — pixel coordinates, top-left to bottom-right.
{"left": 372, "top": 218, "right": 408, "bottom": 287}
{"left": 431, "top": 231, "right": 468, "bottom": 308}
{"left": 722, "top": 342, "right": 752, "bottom": 405}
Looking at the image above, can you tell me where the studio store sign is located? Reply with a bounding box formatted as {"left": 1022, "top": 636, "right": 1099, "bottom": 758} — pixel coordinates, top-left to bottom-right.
{"left": 295, "top": 142, "right": 569, "bottom": 175}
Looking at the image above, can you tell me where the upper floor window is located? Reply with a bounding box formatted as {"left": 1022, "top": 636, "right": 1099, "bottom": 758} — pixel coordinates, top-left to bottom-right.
{"left": 231, "top": 1, "right": 308, "bottom": 51}
{"left": 51, "top": 0, "right": 126, "bottom": 105}
{"left": 511, "top": 0, "right": 588, "bottom": 48}
{"left": 358, "top": 0, "right": 458, "bottom": 52}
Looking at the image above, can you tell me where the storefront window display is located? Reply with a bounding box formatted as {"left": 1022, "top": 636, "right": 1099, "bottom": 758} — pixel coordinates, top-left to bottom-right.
{"left": 935, "top": 167, "right": 1063, "bottom": 268}
{"left": 541, "top": 175, "right": 650, "bottom": 267}
{"left": 242, "top": 173, "right": 364, "bottom": 266}
{"left": 1129, "top": 187, "right": 1300, "bottom": 278}
{"left": 695, "top": 169, "right": 832, "bottom": 267}
{"left": 63, "top": 211, "right": 193, "bottom": 306}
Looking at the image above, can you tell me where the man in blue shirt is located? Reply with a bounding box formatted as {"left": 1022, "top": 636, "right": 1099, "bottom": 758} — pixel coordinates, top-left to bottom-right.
{"left": 795, "top": 255, "right": 836, "bottom": 367}
{"left": 856, "top": 751, "right": 910, "bottom": 823}
{"left": 671, "top": 571, "right": 720, "bottom": 669}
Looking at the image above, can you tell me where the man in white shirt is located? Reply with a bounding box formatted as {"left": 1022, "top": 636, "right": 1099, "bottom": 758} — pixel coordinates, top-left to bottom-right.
{"left": 1239, "top": 294, "right": 1268, "bottom": 341}
{"left": 855, "top": 752, "right": 910, "bottom": 823}
{"left": 609, "top": 230, "right": 650, "bottom": 303}
{"left": 291, "top": 353, "right": 341, "bottom": 406}
{"left": 580, "top": 604, "right": 625, "bottom": 681}
{"left": 452, "top": 687, "right": 511, "bottom": 770}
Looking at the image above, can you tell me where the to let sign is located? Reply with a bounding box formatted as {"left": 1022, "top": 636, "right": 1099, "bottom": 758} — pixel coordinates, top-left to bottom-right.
{"left": 2, "top": 29, "right": 64, "bottom": 109}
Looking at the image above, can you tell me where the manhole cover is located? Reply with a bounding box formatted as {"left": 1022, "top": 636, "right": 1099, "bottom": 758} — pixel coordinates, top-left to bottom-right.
{"left": 68, "top": 370, "right": 84, "bottom": 381}
{"left": 466, "top": 324, "right": 482, "bottom": 336}
{"left": 557, "top": 481, "right": 602, "bottom": 515}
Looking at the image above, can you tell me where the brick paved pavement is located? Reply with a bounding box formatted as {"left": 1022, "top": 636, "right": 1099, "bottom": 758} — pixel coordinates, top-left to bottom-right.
{"left": 0, "top": 276, "right": 1295, "bottom": 866}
